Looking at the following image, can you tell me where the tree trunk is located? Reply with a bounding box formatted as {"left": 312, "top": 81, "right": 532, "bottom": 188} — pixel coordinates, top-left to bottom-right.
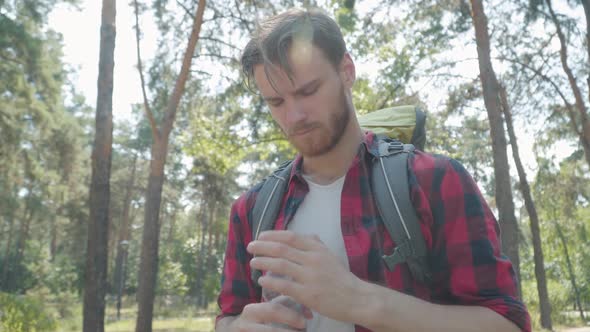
{"left": 469, "top": 0, "right": 521, "bottom": 293}
{"left": 582, "top": 0, "right": 590, "bottom": 105}
{"left": 83, "top": 0, "right": 116, "bottom": 331}
{"left": 166, "top": 208, "right": 177, "bottom": 244}
{"left": 134, "top": 2, "right": 206, "bottom": 330}
{"left": 113, "top": 155, "right": 136, "bottom": 315}
{"left": 546, "top": 0, "right": 590, "bottom": 168}
{"left": 1, "top": 214, "right": 14, "bottom": 287}
{"left": 499, "top": 87, "right": 552, "bottom": 329}
{"left": 136, "top": 140, "right": 167, "bottom": 332}
{"left": 198, "top": 200, "right": 213, "bottom": 307}
{"left": 554, "top": 220, "right": 586, "bottom": 321}
{"left": 50, "top": 216, "right": 57, "bottom": 261}
{"left": 193, "top": 198, "right": 206, "bottom": 304}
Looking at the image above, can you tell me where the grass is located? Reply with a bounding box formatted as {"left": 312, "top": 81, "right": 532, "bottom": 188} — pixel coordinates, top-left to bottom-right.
{"left": 104, "top": 317, "right": 214, "bottom": 332}
{"left": 54, "top": 295, "right": 216, "bottom": 332}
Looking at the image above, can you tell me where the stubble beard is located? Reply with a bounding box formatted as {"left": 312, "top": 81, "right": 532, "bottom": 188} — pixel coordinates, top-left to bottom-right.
{"left": 289, "top": 87, "right": 352, "bottom": 158}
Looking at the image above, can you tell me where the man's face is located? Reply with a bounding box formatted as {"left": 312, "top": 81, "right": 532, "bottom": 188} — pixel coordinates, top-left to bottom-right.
{"left": 253, "top": 46, "right": 355, "bottom": 158}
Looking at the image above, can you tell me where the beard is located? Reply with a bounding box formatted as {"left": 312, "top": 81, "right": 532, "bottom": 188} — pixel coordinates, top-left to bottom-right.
{"left": 286, "top": 86, "right": 352, "bottom": 158}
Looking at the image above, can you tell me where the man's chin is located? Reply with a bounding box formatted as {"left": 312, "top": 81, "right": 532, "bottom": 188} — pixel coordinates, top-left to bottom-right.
{"left": 293, "top": 139, "right": 336, "bottom": 158}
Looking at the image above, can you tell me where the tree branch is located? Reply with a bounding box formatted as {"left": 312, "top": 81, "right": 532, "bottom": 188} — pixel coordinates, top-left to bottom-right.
{"left": 376, "top": 83, "right": 402, "bottom": 110}
{"left": 498, "top": 55, "right": 583, "bottom": 136}
{"left": 233, "top": 0, "right": 254, "bottom": 34}
{"left": 161, "top": 0, "right": 207, "bottom": 137}
{"left": 200, "top": 35, "right": 241, "bottom": 51}
{"left": 133, "top": 0, "right": 160, "bottom": 141}
{"left": 498, "top": 56, "right": 571, "bottom": 108}
{"left": 195, "top": 53, "right": 237, "bottom": 63}
{"left": 175, "top": 0, "right": 194, "bottom": 21}
{"left": 546, "top": 0, "right": 590, "bottom": 130}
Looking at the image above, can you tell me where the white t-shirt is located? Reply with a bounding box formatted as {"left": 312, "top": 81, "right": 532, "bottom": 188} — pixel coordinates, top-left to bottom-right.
{"left": 286, "top": 174, "right": 356, "bottom": 332}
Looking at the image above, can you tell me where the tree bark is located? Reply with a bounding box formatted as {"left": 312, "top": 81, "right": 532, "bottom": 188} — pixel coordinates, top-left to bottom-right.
{"left": 50, "top": 216, "right": 57, "bottom": 261}
{"left": 166, "top": 208, "right": 178, "bottom": 244}
{"left": 197, "top": 197, "right": 214, "bottom": 308}
{"left": 83, "top": 0, "right": 116, "bottom": 331}
{"left": 499, "top": 87, "right": 552, "bottom": 329}
{"left": 192, "top": 195, "right": 206, "bottom": 300}
{"left": 113, "top": 154, "right": 137, "bottom": 316}
{"left": 579, "top": 0, "right": 590, "bottom": 105}
{"left": 136, "top": 142, "right": 167, "bottom": 332}
{"left": 134, "top": 1, "right": 206, "bottom": 331}
{"left": 554, "top": 220, "right": 586, "bottom": 321}
{"left": 1, "top": 214, "right": 14, "bottom": 287}
{"left": 546, "top": 0, "right": 590, "bottom": 168}
{"left": 469, "top": 0, "right": 521, "bottom": 294}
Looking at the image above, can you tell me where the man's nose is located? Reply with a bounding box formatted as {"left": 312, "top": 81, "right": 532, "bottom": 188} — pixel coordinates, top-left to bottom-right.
{"left": 285, "top": 100, "right": 307, "bottom": 125}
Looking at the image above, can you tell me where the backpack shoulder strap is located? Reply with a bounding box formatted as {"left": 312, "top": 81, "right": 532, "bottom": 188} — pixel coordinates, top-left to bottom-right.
{"left": 371, "top": 137, "right": 432, "bottom": 284}
{"left": 250, "top": 160, "right": 293, "bottom": 286}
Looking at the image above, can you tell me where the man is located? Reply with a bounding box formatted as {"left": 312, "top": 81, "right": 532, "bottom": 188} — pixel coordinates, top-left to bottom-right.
{"left": 216, "top": 7, "right": 530, "bottom": 332}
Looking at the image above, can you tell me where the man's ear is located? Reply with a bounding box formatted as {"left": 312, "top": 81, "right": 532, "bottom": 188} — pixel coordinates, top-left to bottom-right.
{"left": 340, "top": 53, "right": 356, "bottom": 88}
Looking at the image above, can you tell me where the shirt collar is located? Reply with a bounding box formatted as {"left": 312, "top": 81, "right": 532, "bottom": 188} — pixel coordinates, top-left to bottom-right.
{"left": 287, "top": 131, "right": 380, "bottom": 184}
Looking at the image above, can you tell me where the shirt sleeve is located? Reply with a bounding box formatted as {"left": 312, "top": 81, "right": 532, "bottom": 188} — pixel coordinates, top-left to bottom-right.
{"left": 215, "top": 186, "right": 262, "bottom": 326}
{"left": 411, "top": 153, "right": 531, "bottom": 332}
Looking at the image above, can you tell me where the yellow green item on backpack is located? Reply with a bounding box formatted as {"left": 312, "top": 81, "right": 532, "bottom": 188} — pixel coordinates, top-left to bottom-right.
{"left": 358, "top": 105, "right": 426, "bottom": 151}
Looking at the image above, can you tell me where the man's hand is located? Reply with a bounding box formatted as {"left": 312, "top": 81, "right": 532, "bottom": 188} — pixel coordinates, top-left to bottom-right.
{"left": 247, "top": 230, "right": 361, "bottom": 323}
{"left": 217, "top": 301, "right": 308, "bottom": 331}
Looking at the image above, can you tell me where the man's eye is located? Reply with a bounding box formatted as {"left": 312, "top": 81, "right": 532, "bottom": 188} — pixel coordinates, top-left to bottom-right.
{"left": 269, "top": 99, "right": 283, "bottom": 107}
{"left": 301, "top": 86, "right": 318, "bottom": 96}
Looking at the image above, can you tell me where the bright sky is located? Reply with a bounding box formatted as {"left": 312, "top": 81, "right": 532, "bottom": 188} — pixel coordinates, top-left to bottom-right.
{"left": 49, "top": 0, "right": 159, "bottom": 122}
{"left": 48, "top": 0, "right": 577, "bottom": 173}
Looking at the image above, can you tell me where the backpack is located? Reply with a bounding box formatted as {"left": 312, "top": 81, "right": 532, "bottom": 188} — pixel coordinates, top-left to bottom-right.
{"left": 250, "top": 105, "right": 432, "bottom": 287}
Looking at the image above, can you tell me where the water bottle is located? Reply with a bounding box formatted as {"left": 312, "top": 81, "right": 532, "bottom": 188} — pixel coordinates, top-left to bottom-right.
{"left": 261, "top": 272, "right": 310, "bottom": 331}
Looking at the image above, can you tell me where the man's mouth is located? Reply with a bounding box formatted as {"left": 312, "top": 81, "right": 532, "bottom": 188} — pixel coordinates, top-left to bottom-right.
{"left": 290, "top": 125, "right": 318, "bottom": 137}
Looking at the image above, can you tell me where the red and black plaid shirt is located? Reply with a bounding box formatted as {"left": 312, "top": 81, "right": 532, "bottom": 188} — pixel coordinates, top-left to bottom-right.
{"left": 216, "top": 132, "right": 531, "bottom": 331}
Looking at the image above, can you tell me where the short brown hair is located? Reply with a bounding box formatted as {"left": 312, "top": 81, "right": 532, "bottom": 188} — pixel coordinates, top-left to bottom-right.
{"left": 241, "top": 8, "right": 347, "bottom": 90}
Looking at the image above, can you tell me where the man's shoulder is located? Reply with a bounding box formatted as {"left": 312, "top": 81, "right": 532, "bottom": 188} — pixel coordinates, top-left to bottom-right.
{"left": 408, "top": 151, "right": 473, "bottom": 190}
{"left": 409, "top": 150, "right": 455, "bottom": 173}
{"left": 232, "top": 180, "right": 265, "bottom": 212}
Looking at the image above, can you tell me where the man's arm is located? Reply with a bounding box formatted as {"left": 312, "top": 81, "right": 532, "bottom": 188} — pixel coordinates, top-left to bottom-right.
{"left": 249, "top": 230, "right": 527, "bottom": 332}
{"left": 355, "top": 280, "right": 521, "bottom": 332}
{"left": 215, "top": 316, "right": 238, "bottom": 332}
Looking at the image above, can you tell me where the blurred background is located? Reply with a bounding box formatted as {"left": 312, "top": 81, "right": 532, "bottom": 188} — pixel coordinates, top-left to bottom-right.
{"left": 0, "top": 0, "right": 588, "bottom": 331}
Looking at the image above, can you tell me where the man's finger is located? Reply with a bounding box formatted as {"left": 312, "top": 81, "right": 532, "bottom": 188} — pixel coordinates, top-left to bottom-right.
{"left": 247, "top": 240, "right": 307, "bottom": 263}
{"left": 250, "top": 256, "right": 304, "bottom": 281}
{"left": 255, "top": 230, "right": 325, "bottom": 251}
{"left": 242, "top": 301, "right": 308, "bottom": 330}
{"left": 257, "top": 273, "right": 307, "bottom": 303}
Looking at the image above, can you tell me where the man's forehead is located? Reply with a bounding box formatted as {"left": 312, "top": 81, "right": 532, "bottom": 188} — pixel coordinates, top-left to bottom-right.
{"left": 253, "top": 64, "right": 327, "bottom": 97}
{"left": 253, "top": 45, "right": 326, "bottom": 83}
{"left": 254, "top": 66, "right": 302, "bottom": 95}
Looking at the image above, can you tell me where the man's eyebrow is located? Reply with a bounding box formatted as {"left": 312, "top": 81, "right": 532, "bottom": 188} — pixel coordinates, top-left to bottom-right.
{"left": 262, "top": 95, "right": 283, "bottom": 103}
{"left": 294, "top": 79, "right": 320, "bottom": 95}
{"left": 261, "top": 79, "right": 320, "bottom": 102}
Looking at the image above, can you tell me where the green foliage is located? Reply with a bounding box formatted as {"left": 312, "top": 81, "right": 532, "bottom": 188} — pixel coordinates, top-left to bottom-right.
{"left": 38, "top": 254, "right": 81, "bottom": 295}
{"left": 0, "top": 292, "right": 57, "bottom": 332}
{"left": 157, "top": 258, "right": 189, "bottom": 296}
{"left": 0, "top": 0, "right": 91, "bottom": 297}
{"left": 0, "top": 254, "right": 36, "bottom": 293}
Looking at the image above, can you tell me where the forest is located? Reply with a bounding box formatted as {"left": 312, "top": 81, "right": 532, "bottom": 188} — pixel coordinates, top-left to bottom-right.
{"left": 0, "top": 0, "right": 589, "bottom": 331}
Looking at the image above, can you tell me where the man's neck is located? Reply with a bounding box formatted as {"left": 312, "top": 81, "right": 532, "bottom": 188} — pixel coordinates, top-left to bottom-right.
{"left": 301, "top": 119, "right": 364, "bottom": 185}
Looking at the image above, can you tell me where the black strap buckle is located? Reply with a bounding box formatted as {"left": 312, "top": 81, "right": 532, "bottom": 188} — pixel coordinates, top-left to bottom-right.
{"left": 382, "top": 239, "right": 414, "bottom": 271}
{"left": 378, "top": 139, "right": 405, "bottom": 156}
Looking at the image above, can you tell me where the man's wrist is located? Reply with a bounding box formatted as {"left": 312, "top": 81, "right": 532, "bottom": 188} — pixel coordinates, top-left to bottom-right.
{"left": 352, "top": 279, "right": 391, "bottom": 331}
{"left": 215, "top": 315, "right": 238, "bottom": 332}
